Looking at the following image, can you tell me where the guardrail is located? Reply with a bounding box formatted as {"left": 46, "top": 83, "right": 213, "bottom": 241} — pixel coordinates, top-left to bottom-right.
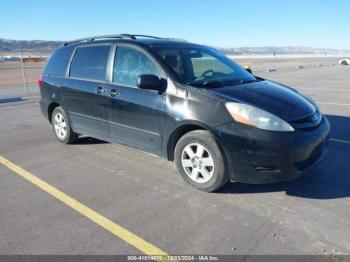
{"left": 228, "top": 53, "right": 350, "bottom": 59}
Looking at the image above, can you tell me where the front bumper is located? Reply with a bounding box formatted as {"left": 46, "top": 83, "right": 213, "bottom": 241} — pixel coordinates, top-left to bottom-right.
{"left": 213, "top": 116, "right": 330, "bottom": 184}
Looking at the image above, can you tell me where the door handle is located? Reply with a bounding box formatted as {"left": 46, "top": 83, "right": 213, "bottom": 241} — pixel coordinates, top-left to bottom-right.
{"left": 108, "top": 89, "right": 119, "bottom": 97}
{"left": 96, "top": 86, "right": 105, "bottom": 94}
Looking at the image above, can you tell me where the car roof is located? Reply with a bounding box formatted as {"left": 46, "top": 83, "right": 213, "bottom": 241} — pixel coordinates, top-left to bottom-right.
{"left": 60, "top": 34, "right": 203, "bottom": 49}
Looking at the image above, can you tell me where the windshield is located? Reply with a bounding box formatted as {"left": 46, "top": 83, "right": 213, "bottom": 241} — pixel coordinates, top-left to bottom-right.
{"left": 153, "top": 46, "right": 257, "bottom": 87}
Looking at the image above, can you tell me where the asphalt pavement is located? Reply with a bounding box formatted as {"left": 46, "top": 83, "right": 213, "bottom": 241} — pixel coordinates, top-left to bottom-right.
{"left": 0, "top": 64, "right": 349, "bottom": 255}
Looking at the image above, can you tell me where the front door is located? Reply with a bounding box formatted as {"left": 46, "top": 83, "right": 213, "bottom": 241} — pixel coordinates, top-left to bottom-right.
{"left": 106, "top": 45, "right": 165, "bottom": 155}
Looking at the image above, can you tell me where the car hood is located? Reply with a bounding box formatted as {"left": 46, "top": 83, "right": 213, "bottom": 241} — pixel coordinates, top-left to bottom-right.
{"left": 205, "top": 80, "right": 316, "bottom": 121}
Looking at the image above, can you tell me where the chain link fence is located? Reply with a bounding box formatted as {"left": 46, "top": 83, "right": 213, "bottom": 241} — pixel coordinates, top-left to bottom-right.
{"left": 0, "top": 59, "right": 44, "bottom": 99}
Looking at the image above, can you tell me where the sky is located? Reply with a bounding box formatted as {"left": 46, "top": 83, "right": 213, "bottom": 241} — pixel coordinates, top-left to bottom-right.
{"left": 1, "top": 0, "right": 349, "bottom": 49}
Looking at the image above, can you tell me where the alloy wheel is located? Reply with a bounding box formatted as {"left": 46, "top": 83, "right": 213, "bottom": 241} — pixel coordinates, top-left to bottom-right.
{"left": 53, "top": 112, "right": 67, "bottom": 140}
{"left": 181, "top": 143, "right": 215, "bottom": 183}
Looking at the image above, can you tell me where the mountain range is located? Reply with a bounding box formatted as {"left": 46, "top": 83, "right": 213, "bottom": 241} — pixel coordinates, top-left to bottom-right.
{"left": 0, "top": 38, "right": 348, "bottom": 55}
{"left": 0, "top": 39, "right": 63, "bottom": 55}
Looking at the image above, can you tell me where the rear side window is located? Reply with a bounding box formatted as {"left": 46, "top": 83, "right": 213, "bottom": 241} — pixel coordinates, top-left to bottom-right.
{"left": 45, "top": 47, "right": 73, "bottom": 77}
{"left": 70, "top": 45, "right": 110, "bottom": 81}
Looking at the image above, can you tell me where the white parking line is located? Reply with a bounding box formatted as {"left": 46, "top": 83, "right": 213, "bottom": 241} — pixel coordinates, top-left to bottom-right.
{"left": 299, "top": 88, "right": 350, "bottom": 92}
{"left": 316, "top": 102, "right": 350, "bottom": 106}
{"left": 330, "top": 138, "right": 350, "bottom": 145}
{"left": 313, "top": 80, "right": 350, "bottom": 83}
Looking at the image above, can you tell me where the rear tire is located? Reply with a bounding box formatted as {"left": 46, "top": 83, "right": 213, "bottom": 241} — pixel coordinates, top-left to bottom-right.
{"left": 51, "top": 106, "right": 78, "bottom": 144}
{"left": 175, "top": 130, "right": 228, "bottom": 192}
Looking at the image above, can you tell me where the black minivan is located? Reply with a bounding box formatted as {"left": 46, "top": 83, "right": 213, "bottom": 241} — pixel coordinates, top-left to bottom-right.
{"left": 39, "top": 34, "right": 330, "bottom": 192}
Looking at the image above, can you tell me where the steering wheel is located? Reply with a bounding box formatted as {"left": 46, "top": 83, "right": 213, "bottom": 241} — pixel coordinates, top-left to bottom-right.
{"left": 200, "top": 69, "right": 215, "bottom": 78}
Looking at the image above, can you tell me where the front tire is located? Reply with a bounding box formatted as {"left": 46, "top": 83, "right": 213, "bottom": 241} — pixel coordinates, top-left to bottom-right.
{"left": 175, "top": 130, "right": 228, "bottom": 192}
{"left": 51, "top": 106, "right": 78, "bottom": 144}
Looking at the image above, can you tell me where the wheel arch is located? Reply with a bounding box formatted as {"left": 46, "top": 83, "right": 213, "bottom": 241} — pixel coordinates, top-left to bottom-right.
{"left": 48, "top": 102, "right": 60, "bottom": 123}
{"left": 166, "top": 121, "right": 212, "bottom": 161}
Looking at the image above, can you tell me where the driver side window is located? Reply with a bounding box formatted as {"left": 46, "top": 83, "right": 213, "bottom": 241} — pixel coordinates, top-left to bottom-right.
{"left": 113, "top": 46, "right": 160, "bottom": 87}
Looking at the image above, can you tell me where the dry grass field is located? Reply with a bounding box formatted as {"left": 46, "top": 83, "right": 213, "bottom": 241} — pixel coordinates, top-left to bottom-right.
{"left": 0, "top": 61, "right": 45, "bottom": 88}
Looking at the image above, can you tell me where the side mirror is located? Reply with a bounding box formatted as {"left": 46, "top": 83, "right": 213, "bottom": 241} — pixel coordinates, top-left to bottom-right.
{"left": 137, "top": 74, "right": 165, "bottom": 92}
{"left": 244, "top": 66, "right": 252, "bottom": 74}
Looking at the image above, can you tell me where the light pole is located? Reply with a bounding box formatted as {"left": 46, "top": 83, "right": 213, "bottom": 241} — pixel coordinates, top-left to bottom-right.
{"left": 20, "top": 42, "right": 28, "bottom": 97}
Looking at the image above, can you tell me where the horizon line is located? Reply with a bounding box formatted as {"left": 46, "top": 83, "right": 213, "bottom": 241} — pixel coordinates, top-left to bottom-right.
{"left": 0, "top": 37, "right": 349, "bottom": 52}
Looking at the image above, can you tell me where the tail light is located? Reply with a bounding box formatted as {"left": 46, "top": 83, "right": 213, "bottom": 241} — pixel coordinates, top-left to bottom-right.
{"left": 38, "top": 75, "right": 43, "bottom": 88}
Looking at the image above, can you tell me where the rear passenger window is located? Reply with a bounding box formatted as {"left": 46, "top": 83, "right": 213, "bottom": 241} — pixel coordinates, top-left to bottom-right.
{"left": 45, "top": 47, "right": 73, "bottom": 77}
{"left": 70, "top": 45, "right": 110, "bottom": 81}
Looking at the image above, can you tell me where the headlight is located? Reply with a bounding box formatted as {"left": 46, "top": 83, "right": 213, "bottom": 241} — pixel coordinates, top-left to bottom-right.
{"left": 225, "top": 102, "right": 294, "bottom": 131}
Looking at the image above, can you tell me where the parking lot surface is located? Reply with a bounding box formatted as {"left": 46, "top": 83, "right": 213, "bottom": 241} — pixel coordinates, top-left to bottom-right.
{"left": 0, "top": 64, "right": 349, "bottom": 255}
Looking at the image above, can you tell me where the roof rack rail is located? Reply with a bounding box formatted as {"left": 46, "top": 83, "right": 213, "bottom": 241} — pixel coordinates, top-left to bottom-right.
{"left": 131, "top": 35, "right": 164, "bottom": 39}
{"left": 63, "top": 34, "right": 165, "bottom": 46}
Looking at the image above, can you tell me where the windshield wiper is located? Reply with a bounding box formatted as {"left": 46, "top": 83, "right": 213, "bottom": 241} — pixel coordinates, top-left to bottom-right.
{"left": 190, "top": 78, "right": 259, "bottom": 88}
{"left": 239, "top": 79, "right": 258, "bottom": 84}
{"left": 190, "top": 80, "right": 226, "bottom": 88}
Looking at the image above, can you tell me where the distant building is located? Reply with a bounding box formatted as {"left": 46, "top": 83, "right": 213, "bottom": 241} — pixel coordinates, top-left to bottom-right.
{"left": 0, "top": 56, "right": 19, "bottom": 62}
{"left": 22, "top": 56, "right": 46, "bottom": 62}
{"left": 0, "top": 55, "right": 46, "bottom": 63}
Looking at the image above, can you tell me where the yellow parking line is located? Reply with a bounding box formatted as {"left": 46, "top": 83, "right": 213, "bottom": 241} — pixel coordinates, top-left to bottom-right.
{"left": 0, "top": 155, "right": 167, "bottom": 256}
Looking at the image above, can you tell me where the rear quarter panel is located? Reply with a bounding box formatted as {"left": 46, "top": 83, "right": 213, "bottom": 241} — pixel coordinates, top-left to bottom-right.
{"left": 40, "top": 75, "right": 64, "bottom": 121}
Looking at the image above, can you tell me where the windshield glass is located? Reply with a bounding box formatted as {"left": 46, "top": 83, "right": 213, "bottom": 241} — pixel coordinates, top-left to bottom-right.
{"left": 153, "top": 46, "right": 257, "bottom": 87}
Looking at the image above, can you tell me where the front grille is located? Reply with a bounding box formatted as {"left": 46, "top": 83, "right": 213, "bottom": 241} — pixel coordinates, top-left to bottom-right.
{"left": 290, "top": 111, "right": 322, "bottom": 130}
